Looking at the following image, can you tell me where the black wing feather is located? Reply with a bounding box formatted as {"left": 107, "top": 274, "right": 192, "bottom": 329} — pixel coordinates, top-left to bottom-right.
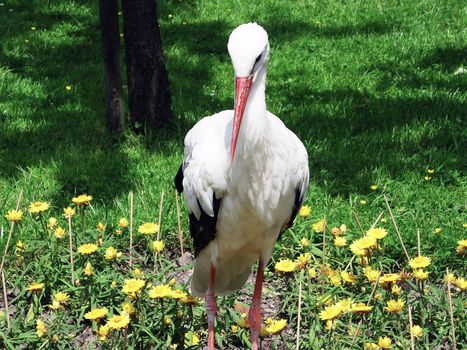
{"left": 278, "top": 188, "right": 302, "bottom": 240}
{"left": 189, "top": 196, "right": 221, "bottom": 257}
{"left": 174, "top": 162, "right": 222, "bottom": 257}
{"left": 174, "top": 163, "right": 184, "bottom": 193}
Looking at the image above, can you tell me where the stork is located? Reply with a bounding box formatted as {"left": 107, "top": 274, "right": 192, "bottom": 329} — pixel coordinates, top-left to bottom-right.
{"left": 175, "top": 23, "right": 309, "bottom": 350}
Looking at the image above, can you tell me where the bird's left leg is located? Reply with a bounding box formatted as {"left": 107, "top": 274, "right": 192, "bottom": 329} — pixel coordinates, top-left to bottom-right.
{"left": 205, "top": 264, "right": 217, "bottom": 350}
{"left": 249, "top": 258, "right": 264, "bottom": 350}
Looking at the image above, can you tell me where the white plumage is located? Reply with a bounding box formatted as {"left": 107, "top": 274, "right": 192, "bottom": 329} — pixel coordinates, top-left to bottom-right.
{"left": 176, "top": 22, "right": 309, "bottom": 349}
{"left": 180, "top": 23, "right": 309, "bottom": 296}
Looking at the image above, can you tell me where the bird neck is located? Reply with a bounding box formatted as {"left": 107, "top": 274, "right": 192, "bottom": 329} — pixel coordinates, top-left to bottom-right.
{"left": 235, "top": 67, "right": 268, "bottom": 159}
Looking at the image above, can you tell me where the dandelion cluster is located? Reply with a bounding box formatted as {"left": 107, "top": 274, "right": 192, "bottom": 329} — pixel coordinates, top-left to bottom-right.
{"left": 1, "top": 192, "right": 464, "bottom": 349}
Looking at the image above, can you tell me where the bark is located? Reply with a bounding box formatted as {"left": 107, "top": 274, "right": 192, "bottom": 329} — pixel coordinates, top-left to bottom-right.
{"left": 122, "top": 0, "right": 171, "bottom": 131}
{"left": 98, "top": 0, "right": 124, "bottom": 133}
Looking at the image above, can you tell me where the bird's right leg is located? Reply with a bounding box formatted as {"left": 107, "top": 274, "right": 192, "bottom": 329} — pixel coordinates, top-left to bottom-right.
{"left": 205, "top": 264, "right": 217, "bottom": 350}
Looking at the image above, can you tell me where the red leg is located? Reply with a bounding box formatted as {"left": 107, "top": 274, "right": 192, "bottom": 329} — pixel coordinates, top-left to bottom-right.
{"left": 205, "top": 264, "right": 217, "bottom": 350}
{"left": 249, "top": 259, "right": 264, "bottom": 350}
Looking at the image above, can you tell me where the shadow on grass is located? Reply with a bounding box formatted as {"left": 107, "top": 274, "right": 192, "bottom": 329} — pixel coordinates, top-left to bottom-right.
{"left": 0, "top": 0, "right": 464, "bottom": 205}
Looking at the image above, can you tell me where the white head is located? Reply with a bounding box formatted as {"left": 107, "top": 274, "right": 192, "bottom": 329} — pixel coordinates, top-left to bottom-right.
{"left": 227, "top": 23, "right": 269, "bottom": 161}
{"left": 227, "top": 22, "right": 269, "bottom": 81}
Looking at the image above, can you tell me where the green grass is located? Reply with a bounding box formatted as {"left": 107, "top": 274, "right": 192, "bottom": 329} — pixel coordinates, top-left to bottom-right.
{"left": 0, "top": 0, "right": 466, "bottom": 348}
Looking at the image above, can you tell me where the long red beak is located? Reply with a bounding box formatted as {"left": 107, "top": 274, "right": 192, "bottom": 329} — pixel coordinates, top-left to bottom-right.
{"left": 231, "top": 76, "right": 253, "bottom": 161}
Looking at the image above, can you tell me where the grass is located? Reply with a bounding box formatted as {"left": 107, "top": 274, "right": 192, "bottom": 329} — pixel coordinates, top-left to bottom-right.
{"left": 0, "top": 0, "right": 466, "bottom": 348}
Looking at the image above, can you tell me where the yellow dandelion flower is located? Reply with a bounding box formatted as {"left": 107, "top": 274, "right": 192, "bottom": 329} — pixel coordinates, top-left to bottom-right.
{"left": 184, "top": 331, "right": 200, "bottom": 346}
{"left": 364, "top": 267, "right": 380, "bottom": 283}
{"left": 104, "top": 247, "right": 121, "bottom": 260}
{"left": 72, "top": 194, "right": 92, "bottom": 206}
{"left": 445, "top": 273, "right": 456, "bottom": 284}
{"left": 334, "top": 236, "right": 347, "bottom": 247}
{"left": 312, "top": 219, "right": 326, "bottom": 233}
{"left": 330, "top": 224, "right": 347, "bottom": 236}
{"left": 380, "top": 273, "right": 401, "bottom": 286}
{"left": 77, "top": 243, "right": 98, "bottom": 255}
{"left": 319, "top": 304, "right": 342, "bottom": 321}
{"left": 28, "top": 201, "right": 50, "bottom": 214}
{"left": 265, "top": 319, "right": 287, "bottom": 334}
{"left": 118, "top": 218, "right": 128, "bottom": 228}
{"left": 324, "top": 320, "right": 334, "bottom": 332}
{"left": 180, "top": 295, "right": 201, "bottom": 305}
{"left": 434, "top": 227, "right": 442, "bottom": 234}
{"left": 123, "top": 279, "right": 145, "bottom": 297}
{"left": 84, "top": 307, "right": 108, "bottom": 320}
{"left": 413, "top": 269, "right": 429, "bottom": 281}
{"left": 62, "top": 207, "right": 75, "bottom": 219}
{"left": 295, "top": 253, "right": 311, "bottom": 270}
{"left": 351, "top": 303, "right": 373, "bottom": 314}
{"left": 411, "top": 325, "right": 423, "bottom": 338}
{"left": 329, "top": 273, "right": 342, "bottom": 286}
{"left": 111, "top": 280, "right": 117, "bottom": 289}
{"left": 424, "top": 176, "right": 431, "bottom": 181}
{"left": 336, "top": 298, "right": 353, "bottom": 313}
{"left": 378, "top": 336, "right": 392, "bottom": 349}
{"left": 65, "top": 85, "right": 72, "bottom": 91}
{"left": 341, "top": 271, "right": 357, "bottom": 284}
{"left": 355, "top": 236, "right": 377, "bottom": 249}
{"left": 53, "top": 291, "right": 70, "bottom": 304}
{"left": 83, "top": 262, "right": 94, "bottom": 276}
{"left": 115, "top": 229, "right": 122, "bottom": 235}
{"left": 96, "top": 324, "right": 111, "bottom": 342}
{"left": 350, "top": 236, "right": 375, "bottom": 256}
{"left": 151, "top": 240, "right": 165, "bottom": 253}
{"left": 49, "top": 300, "right": 62, "bottom": 310}
{"left": 409, "top": 256, "right": 431, "bottom": 269}
{"left": 122, "top": 302, "right": 135, "bottom": 315}
{"left": 16, "top": 240, "right": 26, "bottom": 252}
{"left": 456, "top": 239, "right": 467, "bottom": 254}
{"left": 365, "top": 343, "right": 379, "bottom": 350}
{"left": 164, "top": 315, "right": 173, "bottom": 325}
{"left": 360, "top": 200, "right": 367, "bottom": 205}
{"left": 427, "top": 169, "right": 435, "bottom": 174}
{"left": 36, "top": 319, "right": 47, "bottom": 338}
{"left": 275, "top": 259, "right": 296, "bottom": 273}
{"left": 5, "top": 209, "right": 23, "bottom": 222}
{"left": 331, "top": 227, "right": 341, "bottom": 236}
{"left": 308, "top": 267, "right": 317, "bottom": 278}
{"left": 298, "top": 205, "right": 311, "bottom": 217}
{"left": 370, "top": 184, "right": 378, "bottom": 191}
{"left": 26, "top": 282, "right": 45, "bottom": 293}
{"left": 391, "top": 284, "right": 402, "bottom": 295}
{"left": 171, "top": 289, "right": 188, "bottom": 300}
{"left": 231, "top": 325, "right": 239, "bottom": 333}
{"left": 384, "top": 299, "right": 405, "bottom": 313}
{"left": 300, "top": 237, "right": 310, "bottom": 247}
{"left": 54, "top": 227, "right": 65, "bottom": 239}
{"left": 148, "top": 284, "right": 173, "bottom": 299}
{"left": 366, "top": 227, "right": 388, "bottom": 240}
{"left": 455, "top": 277, "right": 467, "bottom": 290}
{"left": 132, "top": 268, "right": 144, "bottom": 278}
{"left": 47, "top": 217, "right": 57, "bottom": 229}
{"left": 138, "top": 222, "right": 160, "bottom": 234}
{"left": 96, "top": 222, "right": 106, "bottom": 232}
{"left": 107, "top": 312, "right": 130, "bottom": 330}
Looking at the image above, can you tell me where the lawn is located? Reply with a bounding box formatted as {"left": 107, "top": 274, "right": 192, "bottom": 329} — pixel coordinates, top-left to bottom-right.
{"left": 0, "top": 0, "right": 466, "bottom": 349}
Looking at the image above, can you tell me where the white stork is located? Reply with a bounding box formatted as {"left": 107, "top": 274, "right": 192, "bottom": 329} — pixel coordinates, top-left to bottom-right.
{"left": 175, "top": 23, "right": 309, "bottom": 350}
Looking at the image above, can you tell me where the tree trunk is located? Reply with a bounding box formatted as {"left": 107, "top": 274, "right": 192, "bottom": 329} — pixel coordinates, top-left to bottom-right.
{"left": 122, "top": 0, "right": 171, "bottom": 132}
{"left": 98, "top": 0, "right": 124, "bottom": 133}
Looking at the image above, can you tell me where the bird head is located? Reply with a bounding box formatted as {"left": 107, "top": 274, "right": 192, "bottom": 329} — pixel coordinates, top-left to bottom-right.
{"left": 227, "top": 23, "right": 269, "bottom": 161}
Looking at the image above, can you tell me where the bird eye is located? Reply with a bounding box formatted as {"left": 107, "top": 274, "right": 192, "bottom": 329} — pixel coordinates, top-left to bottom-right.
{"left": 254, "top": 54, "right": 262, "bottom": 64}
